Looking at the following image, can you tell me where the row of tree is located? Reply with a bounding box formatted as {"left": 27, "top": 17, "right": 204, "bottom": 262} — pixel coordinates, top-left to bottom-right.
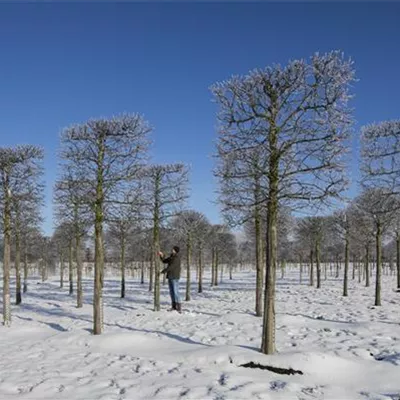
{"left": 1, "top": 50, "right": 399, "bottom": 357}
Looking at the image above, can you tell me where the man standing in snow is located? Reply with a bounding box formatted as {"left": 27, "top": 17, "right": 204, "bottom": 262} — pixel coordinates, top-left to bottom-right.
{"left": 159, "top": 246, "right": 182, "bottom": 313}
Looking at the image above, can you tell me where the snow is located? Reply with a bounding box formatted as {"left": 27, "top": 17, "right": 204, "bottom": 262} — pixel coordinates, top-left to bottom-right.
{"left": 0, "top": 268, "right": 399, "bottom": 400}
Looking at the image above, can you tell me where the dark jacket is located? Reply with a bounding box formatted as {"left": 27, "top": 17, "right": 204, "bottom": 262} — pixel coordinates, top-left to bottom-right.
{"left": 161, "top": 253, "right": 181, "bottom": 280}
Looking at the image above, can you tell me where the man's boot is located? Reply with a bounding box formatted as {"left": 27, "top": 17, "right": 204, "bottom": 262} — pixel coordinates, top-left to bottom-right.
{"left": 168, "top": 302, "right": 176, "bottom": 311}
{"left": 176, "top": 303, "right": 182, "bottom": 314}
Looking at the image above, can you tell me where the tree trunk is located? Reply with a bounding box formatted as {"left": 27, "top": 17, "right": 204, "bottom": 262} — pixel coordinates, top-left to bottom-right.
{"left": 211, "top": 248, "right": 215, "bottom": 286}
{"left": 185, "top": 234, "right": 191, "bottom": 301}
{"left": 215, "top": 250, "right": 219, "bottom": 286}
{"left": 141, "top": 260, "right": 144, "bottom": 284}
{"left": 2, "top": 171, "right": 12, "bottom": 326}
{"left": 69, "top": 240, "right": 74, "bottom": 295}
{"left": 23, "top": 250, "right": 28, "bottom": 293}
{"left": 299, "top": 256, "right": 303, "bottom": 284}
{"left": 343, "top": 233, "right": 349, "bottom": 297}
{"left": 149, "top": 252, "right": 154, "bottom": 292}
{"left": 60, "top": 252, "right": 64, "bottom": 289}
{"left": 93, "top": 136, "right": 105, "bottom": 335}
{"left": 397, "top": 234, "right": 400, "bottom": 289}
{"left": 316, "top": 241, "right": 321, "bottom": 289}
{"left": 76, "top": 233, "right": 83, "bottom": 308}
{"left": 261, "top": 122, "right": 278, "bottom": 355}
{"left": 153, "top": 172, "right": 161, "bottom": 312}
{"left": 255, "top": 202, "right": 263, "bottom": 317}
{"left": 15, "top": 222, "right": 22, "bottom": 305}
{"left": 375, "top": 222, "right": 382, "bottom": 306}
{"left": 309, "top": 249, "right": 314, "bottom": 286}
{"left": 120, "top": 237, "right": 126, "bottom": 299}
{"left": 198, "top": 247, "right": 203, "bottom": 293}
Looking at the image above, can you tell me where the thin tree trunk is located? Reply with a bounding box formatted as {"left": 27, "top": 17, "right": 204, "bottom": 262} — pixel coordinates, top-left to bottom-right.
{"left": 261, "top": 122, "right": 278, "bottom": 355}
{"left": 375, "top": 222, "right": 382, "bottom": 306}
{"left": 309, "top": 249, "right": 314, "bottom": 286}
{"left": 198, "top": 247, "right": 203, "bottom": 293}
{"left": 141, "top": 260, "right": 144, "bottom": 284}
{"left": 60, "top": 252, "right": 64, "bottom": 289}
{"left": 397, "top": 234, "right": 400, "bottom": 289}
{"left": 2, "top": 170, "right": 12, "bottom": 326}
{"left": 343, "top": 233, "right": 349, "bottom": 297}
{"left": 149, "top": 252, "right": 154, "bottom": 292}
{"left": 69, "top": 240, "right": 74, "bottom": 295}
{"left": 120, "top": 237, "right": 126, "bottom": 299}
{"left": 365, "top": 245, "right": 370, "bottom": 287}
{"left": 93, "top": 137, "right": 105, "bottom": 334}
{"left": 215, "top": 250, "right": 219, "bottom": 286}
{"left": 153, "top": 172, "right": 161, "bottom": 311}
{"left": 299, "top": 256, "right": 303, "bottom": 284}
{"left": 185, "top": 235, "right": 191, "bottom": 301}
{"left": 15, "top": 221, "right": 22, "bottom": 305}
{"left": 23, "top": 250, "right": 28, "bottom": 293}
{"left": 316, "top": 241, "right": 321, "bottom": 289}
{"left": 255, "top": 202, "right": 263, "bottom": 316}
{"left": 76, "top": 233, "right": 83, "bottom": 308}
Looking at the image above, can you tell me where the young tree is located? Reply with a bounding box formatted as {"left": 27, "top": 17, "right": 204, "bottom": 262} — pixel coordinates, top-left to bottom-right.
{"left": 212, "top": 51, "right": 354, "bottom": 354}
{"left": 141, "top": 164, "right": 189, "bottom": 311}
{"left": 60, "top": 114, "right": 150, "bottom": 334}
{"left": 0, "top": 145, "right": 44, "bottom": 326}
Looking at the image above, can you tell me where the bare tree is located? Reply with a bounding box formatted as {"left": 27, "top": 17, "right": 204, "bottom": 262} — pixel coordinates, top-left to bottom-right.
{"left": 297, "top": 216, "right": 327, "bottom": 289}
{"left": 54, "top": 167, "right": 91, "bottom": 307}
{"left": 171, "top": 210, "right": 208, "bottom": 301}
{"left": 212, "top": 51, "right": 355, "bottom": 354}
{"left": 141, "top": 164, "right": 189, "bottom": 311}
{"left": 361, "top": 120, "right": 400, "bottom": 290}
{"left": 0, "top": 145, "right": 44, "bottom": 326}
{"left": 216, "top": 146, "right": 268, "bottom": 316}
{"left": 60, "top": 114, "right": 151, "bottom": 334}
{"left": 107, "top": 187, "right": 143, "bottom": 298}
{"left": 352, "top": 189, "right": 397, "bottom": 306}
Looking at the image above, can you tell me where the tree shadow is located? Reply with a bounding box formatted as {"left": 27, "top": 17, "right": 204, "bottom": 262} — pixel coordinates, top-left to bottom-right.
{"left": 110, "top": 322, "right": 211, "bottom": 347}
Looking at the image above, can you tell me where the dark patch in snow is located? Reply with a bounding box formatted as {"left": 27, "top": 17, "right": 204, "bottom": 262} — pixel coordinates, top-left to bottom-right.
{"left": 218, "top": 373, "right": 227, "bottom": 386}
{"left": 270, "top": 380, "right": 287, "bottom": 391}
{"left": 240, "top": 362, "right": 303, "bottom": 375}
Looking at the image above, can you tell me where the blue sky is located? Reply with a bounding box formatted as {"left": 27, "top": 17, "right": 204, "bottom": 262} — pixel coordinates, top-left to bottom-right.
{"left": 1, "top": 3, "right": 399, "bottom": 235}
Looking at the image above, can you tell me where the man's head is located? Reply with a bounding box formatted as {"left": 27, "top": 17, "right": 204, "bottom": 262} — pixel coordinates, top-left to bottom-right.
{"left": 172, "top": 246, "right": 180, "bottom": 254}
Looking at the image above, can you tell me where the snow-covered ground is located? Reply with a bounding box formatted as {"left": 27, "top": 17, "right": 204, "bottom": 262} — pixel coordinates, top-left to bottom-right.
{"left": 0, "top": 268, "right": 399, "bottom": 400}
